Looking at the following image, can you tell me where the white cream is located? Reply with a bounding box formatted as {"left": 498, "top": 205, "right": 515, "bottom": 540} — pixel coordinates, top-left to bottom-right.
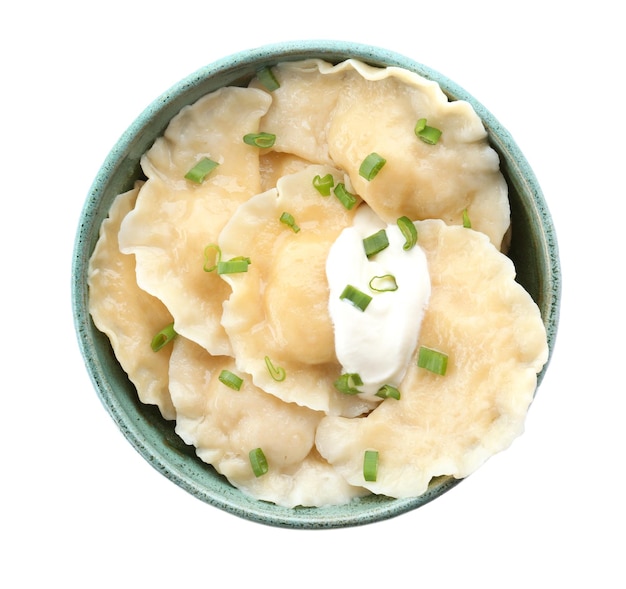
{"left": 326, "top": 206, "right": 431, "bottom": 401}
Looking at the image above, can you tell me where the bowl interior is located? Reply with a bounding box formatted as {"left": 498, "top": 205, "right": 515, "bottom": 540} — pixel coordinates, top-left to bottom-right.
{"left": 72, "top": 40, "right": 560, "bottom": 529}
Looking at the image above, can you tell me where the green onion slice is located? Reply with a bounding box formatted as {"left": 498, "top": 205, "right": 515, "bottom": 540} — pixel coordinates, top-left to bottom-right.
{"left": 339, "top": 284, "right": 372, "bottom": 311}
{"left": 150, "top": 322, "right": 177, "bottom": 352}
{"left": 368, "top": 274, "right": 398, "bottom": 293}
{"left": 249, "top": 447, "right": 269, "bottom": 477}
{"left": 375, "top": 384, "right": 401, "bottom": 400}
{"left": 359, "top": 152, "right": 387, "bottom": 181}
{"left": 256, "top": 66, "right": 280, "bottom": 91}
{"left": 217, "top": 256, "right": 251, "bottom": 275}
{"left": 312, "top": 173, "right": 334, "bottom": 196}
{"left": 334, "top": 373, "right": 364, "bottom": 395}
{"left": 333, "top": 183, "right": 358, "bottom": 210}
{"left": 462, "top": 208, "right": 472, "bottom": 229}
{"left": 184, "top": 157, "right": 219, "bottom": 183}
{"left": 218, "top": 369, "right": 243, "bottom": 391}
{"left": 417, "top": 346, "right": 449, "bottom": 376}
{"left": 264, "top": 355, "right": 286, "bottom": 382}
{"left": 203, "top": 244, "right": 221, "bottom": 272}
{"left": 363, "top": 229, "right": 389, "bottom": 258}
{"left": 414, "top": 118, "right": 442, "bottom": 145}
{"left": 279, "top": 211, "right": 300, "bottom": 233}
{"left": 243, "top": 132, "right": 276, "bottom": 148}
{"left": 397, "top": 216, "right": 418, "bottom": 250}
{"left": 363, "top": 450, "right": 379, "bottom": 482}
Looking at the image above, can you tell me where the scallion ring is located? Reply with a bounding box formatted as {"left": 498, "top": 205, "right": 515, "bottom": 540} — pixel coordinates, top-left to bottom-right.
{"left": 414, "top": 118, "right": 442, "bottom": 145}
{"left": 359, "top": 152, "right": 386, "bottom": 181}
{"left": 417, "top": 346, "right": 449, "bottom": 376}
{"left": 333, "top": 183, "right": 358, "bottom": 210}
{"left": 368, "top": 274, "right": 398, "bottom": 293}
{"left": 375, "top": 384, "right": 401, "bottom": 400}
{"left": 243, "top": 132, "right": 276, "bottom": 148}
{"left": 397, "top": 216, "right": 418, "bottom": 250}
{"left": 203, "top": 244, "right": 221, "bottom": 272}
{"left": 279, "top": 211, "right": 300, "bottom": 233}
{"left": 217, "top": 256, "right": 251, "bottom": 275}
{"left": 249, "top": 447, "right": 269, "bottom": 477}
{"left": 184, "top": 157, "right": 219, "bottom": 183}
{"left": 363, "top": 450, "right": 379, "bottom": 482}
{"left": 462, "top": 208, "right": 472, "bottom": 229}
{"left": 256, "top": 66, "right": 280, "bottom": 91}
{"left": 312, "top": 173, "right": 335, "bottom": 196}
{"left": 264, "top": 355, "right": 286, "bottom": 382}
{"left": 150, "top": 322, "right": 177, "bottom": 352}
{"left": 334, "top": 373, "right": 364, "bottom": 395}
{"left": 363, "top": 229, "right": 389, "bottom": 258}
{"left": 218, "top": 369, "right": 244, "bottom": 391}
{"left": 339, "top": 284, "right": 372, "bottom": 312}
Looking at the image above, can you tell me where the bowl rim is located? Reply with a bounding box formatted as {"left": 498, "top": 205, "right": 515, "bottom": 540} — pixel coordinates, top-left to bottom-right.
{"left": 72, "top": 39, "right": 561, "bottom": 529}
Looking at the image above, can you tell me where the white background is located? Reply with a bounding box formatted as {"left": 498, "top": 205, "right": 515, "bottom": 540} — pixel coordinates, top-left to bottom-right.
{"left": 2, "top": 1, "right": 624, "bottom": 587}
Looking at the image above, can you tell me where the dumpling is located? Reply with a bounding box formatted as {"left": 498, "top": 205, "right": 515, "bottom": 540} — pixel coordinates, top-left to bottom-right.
{"left": 253, "top": 59, "right": 509, "bottom": 249}
{"left": 169, "top": 337, "right": 367, "bottom": 507}
{"left": 315, "top": 220, "right": 548, "bottom": 498}
{"left": 87, "top": 183, "right": 175, "bottom": 420}
{"left": 218, "top": 164, "right": 374, "bottom": 417}
{"left": 118, "top": 87, "right": 272, "bottom": 356}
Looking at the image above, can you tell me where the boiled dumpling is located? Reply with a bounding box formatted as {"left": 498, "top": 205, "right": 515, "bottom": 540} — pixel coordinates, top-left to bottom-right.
{"left": 87, "top": 183, "right": 175, "bottom": 420}
{"left": 253, "top": 59, "right": 509, "bottom": 249}
{"left": 118, "top": 87, "right": 272, "bottom": 356}
{"left": 169, "top": 337, "right": 367, "bottom": 507}
{"left": 315, "top": 220, "right": 548, "bottom": 498}
{"left": 218, "top": 164, "right": 375, "bottom": 417}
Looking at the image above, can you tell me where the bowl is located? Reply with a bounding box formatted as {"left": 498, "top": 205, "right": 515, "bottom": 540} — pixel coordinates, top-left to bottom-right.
{"left": 72, "top": 40, "right": 561, "bottom": 529}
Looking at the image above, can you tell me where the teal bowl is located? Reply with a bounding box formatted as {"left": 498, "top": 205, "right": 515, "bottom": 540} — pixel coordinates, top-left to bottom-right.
{"left": 72, "top": 40, "right": 561, "bottom": 529}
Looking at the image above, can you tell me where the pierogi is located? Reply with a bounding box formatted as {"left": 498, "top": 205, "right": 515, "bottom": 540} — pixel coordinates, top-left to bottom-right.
{"left": 316, "top": 220, "right": 548, "bottom": 498}
{"left": 219, "top": 164, "right": 375, "bottom": 417}
{"left": 169, "top": 337, "right": 367, "bottom": 507}
{"left": 88, "top": 183, "right": 175, "bottom": 420}
{"left": 118, "top": 87, "right": 272, "bottom": 356}
{"left": 87, "top": 58, "right": 548, "bottom": 508}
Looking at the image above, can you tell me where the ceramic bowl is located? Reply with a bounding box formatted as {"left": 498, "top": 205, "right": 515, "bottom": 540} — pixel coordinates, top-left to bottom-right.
{"left": 72, "top": 40, "right": 561, "bottom": 529}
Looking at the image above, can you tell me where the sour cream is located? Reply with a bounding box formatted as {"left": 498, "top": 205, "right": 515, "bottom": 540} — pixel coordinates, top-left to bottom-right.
{"left": 326, "top": 206, "right": 431, "bottom": 401}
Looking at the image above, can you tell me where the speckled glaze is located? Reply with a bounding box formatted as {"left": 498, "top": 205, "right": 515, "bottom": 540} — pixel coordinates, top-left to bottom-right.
{"left": 72, "top": 40, "right": 561, "bottom": 529}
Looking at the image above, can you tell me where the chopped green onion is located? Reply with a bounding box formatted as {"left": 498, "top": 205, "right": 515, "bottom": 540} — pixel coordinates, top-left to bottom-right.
{"left": 279, "top": 211, "right": 300, "bottom": 233}
{"left": 249, "top": 447, "right": 269, "bottom": 477}
{"left": 312, "top": 173, "right": 335, "bottom": 196}
{"left": 243, "top": 132, "right": 276, "bottom": 148}
{"left": 339, "top": 284, "right": 372, "bottom": 311}
{"left": 257, "top": 66, "right": 280, "bottom": 91}
{"left": 363, "top": 450, "right": 379, "bottom": 482}
{"left": 359, "top": 152, "right": 387, "bottom": 181}
{"left": 333, "top": 183, "right": 358, "bottom": 210}
{"left": 203, "top": 244, "right": 221, "bottom": 272}
{"left": 375, "top": 384, "right": 401, "bottom": 400}
{"left": 264, "top": 355, "right": 286, "bottom": 382}
{"left": 218, "top": 369, "right": 243, "bottom": 391}
{"left": 462, "top": 208, "right": 472, "bottom": 229}
{"left": 417, "top": 346, "right": 449, "bottom": 376}
{"left": 368, "top": 274, "right": 398, "bottom": 293}
{"left": 334, "top": 373, "right": 364, "bottom": 395}
{"left": 363, "top": 229, "right": 389, "bottom": 258}
{"left": 415, "top": 118, "right": 442, "bottom": 145}
{"left": 397, "top": 216, "right": 418, "bottom": 250}
{"left": 150, "top": 322, "right": 177, "bottom": 352}
{"left": 217, "top": 256, "right": 251, "bottom": 275}
{"left": 184, "top": 157, "right": 219, "bottom": 183}
{"left": 414, "top": 118, "right": 427, "bottom": 133}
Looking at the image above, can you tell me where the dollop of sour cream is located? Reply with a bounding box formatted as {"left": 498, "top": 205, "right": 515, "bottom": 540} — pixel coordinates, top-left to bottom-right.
{"left": 326, "top": 206, "right": 431, "bottom": 401}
